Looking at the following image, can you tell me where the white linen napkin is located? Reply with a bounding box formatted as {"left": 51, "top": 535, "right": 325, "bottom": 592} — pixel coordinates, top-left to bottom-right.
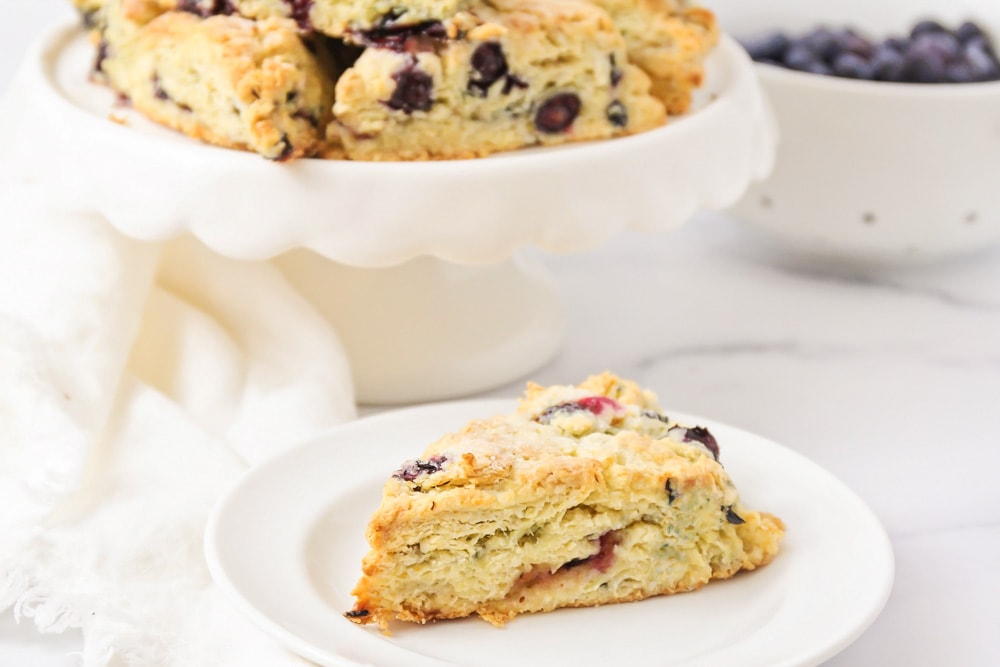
{"left": 0, "top": 171, "right": 357, "bottom": 665}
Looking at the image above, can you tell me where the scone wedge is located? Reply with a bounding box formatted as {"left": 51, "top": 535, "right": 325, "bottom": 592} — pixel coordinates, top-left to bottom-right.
{"left": 331, "top": 0, "right": 666, "bottom": 160}
{"left": 347, "top": 373, "right": 784, "bottom": 629}
{"left": 87, "top": 0, "right": 337, "bottom": 160}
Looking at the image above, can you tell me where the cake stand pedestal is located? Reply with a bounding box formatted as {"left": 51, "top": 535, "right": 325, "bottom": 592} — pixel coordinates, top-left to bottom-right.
{"left": 2, "top": 20, "right": 776, "bottom": 404}
{"left": 273, "top": 251, "right": 565, "bottom": 404}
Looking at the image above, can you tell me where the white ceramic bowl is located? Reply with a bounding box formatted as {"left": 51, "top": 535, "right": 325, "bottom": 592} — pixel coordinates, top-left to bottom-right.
{"left": 712, "top": 0, "right": 1000, "bottom": 265}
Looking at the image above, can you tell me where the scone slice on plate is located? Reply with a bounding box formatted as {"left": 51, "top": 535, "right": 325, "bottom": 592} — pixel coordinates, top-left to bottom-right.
{"left": 347, "top": 373, "right": 784, "bottom": 629}
{"left": 330, "top": 0, "right": 667, "bottom": 160}
{"left": 92, "top": 2, "right": 337, "bottom": 159}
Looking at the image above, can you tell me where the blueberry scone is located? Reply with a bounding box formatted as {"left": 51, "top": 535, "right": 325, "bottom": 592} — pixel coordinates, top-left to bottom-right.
{"left": 70, "top": 0, "right": 716, "bottom": 160}
{"left": 346, "top": 373, "right": 784, "bottom": 629}
{"left": 331, "top": 0, "right": 666, "bottom": 160}
{"left": 87, "top": 0, "right": 337, "bottom": 159}
{"left": 592, "top": 0, "right": 718, "bottom": 114}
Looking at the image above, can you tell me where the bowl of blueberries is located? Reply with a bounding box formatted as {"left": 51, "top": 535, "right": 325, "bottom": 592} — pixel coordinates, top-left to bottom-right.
{"left": 711, "top": 0, "right": 1000, "bottom": 264}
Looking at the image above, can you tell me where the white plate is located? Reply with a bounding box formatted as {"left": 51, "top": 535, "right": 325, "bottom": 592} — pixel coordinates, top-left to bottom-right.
{"left": 205, "top": 400, "right": 894, "bottom": 667}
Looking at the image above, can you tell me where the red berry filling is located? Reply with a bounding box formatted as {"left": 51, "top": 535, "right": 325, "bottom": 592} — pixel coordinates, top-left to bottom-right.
{"left": 536, "top": 396, "right": 623, "bottom": 424}
{"left": 560, "top": 530, "right": 620, "bottom": 573}
{"left": 576, "top": 396, "right": 622, "bottom": 416}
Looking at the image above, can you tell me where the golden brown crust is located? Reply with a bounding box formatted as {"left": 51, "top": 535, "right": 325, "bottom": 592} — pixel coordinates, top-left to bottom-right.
{"left": 96, "top": 6, "right": 336, "bottom": 159}
{"left": 74, "top": 0, "right": 716, "bottom": 159}
{"left": 589, "top": 0, "right": 719, "bottom": 114}
{"left": 331, "top": 0, "right": 666, "bottom": 161}
{"left": 348, "top": 373, "right": 784, "bottom": 630}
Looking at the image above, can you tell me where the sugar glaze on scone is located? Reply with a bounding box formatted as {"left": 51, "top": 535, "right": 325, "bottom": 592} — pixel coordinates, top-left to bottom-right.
{"left": 347, "top": 373, "right": 784, "bottom": 629}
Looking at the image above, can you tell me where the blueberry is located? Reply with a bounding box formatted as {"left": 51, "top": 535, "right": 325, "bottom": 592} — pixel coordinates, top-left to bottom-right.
{"left": 606, "top": 101, "right": 628, "bottom": 127}
{"left": 724, "top": 506, "right": 746, "bottom": 525}
{"left": 743, "top": 20, "right": 998, "bottom": 84}
{"left": 536, "top": 396, "right": 621, "bottom": 423}
{"left": 152, "top": 73, "right": 170, "bottom": 100}
{"left": 177, "top": 0, "right": 238, "bottom": 17}
{"left": 665, "top": 478, "right": 678, "bottom": 504}
{"left": 956, "top": 21, "right": 988, "bottom": 45}
{"left": 536, "top": 400, "right": 591, "bottom": 423}
{"left": 386, "top": 61, "right": 434, "bottom": 113}
{"left": 468, "top": 42, "right": 508, "bottom": 94}
{"left": 176, "top": 0, "right": 212, "bottom": 16}
{"left": 909, "top": 32, "right": 962, "bottom": 63}
{"left": 885, "top": 36, "right": 910, "bottom": 53}
{"left": 375, "top": 9, "right": 406, "bottom": 27}
{"left": 910, "top": 19, "right": 949, "bottom": 39}
{"left": 151, "top": 74, "right": 192, "bottom": 112}
{"left": 643, "top": 410, "right": 671, "bottom": 424}
{"left": 80, "top": 8, "right": 98, "bottom": 28}
{"left": 804, "top": 61, "right": 834, "bottom": 76}
{"left": 832, "top": 52, "right": 874, "bottom": 79}
{"left": 785, "top": 46, "right": 833, "bottom": 75}
{"left": 284, "top": 0, "right": 313, "bottom": 31}
{"left": 353, "top": 21, "right": 447, "bottom": 52}
{"left": 471, "top": 43, "right": 507, "bottom": 84}
{"left": 501, "top": 74, "right": 528, "bottom": 94}
{"left": 964, "top": 40, "right": 1000, "bottom": 81}
{"left": 783, "top": 43, "right": 822, "bottom": 71}
{"left": 561, "top": 555, "right": 589, "bottom": 570}
{"left": 966, "top": 35, "right": 998, "bottom": 59}
{"left": 839, "top": 32, "right": 875, "bottom": 59}
{"left": 535, "top": 93, "right": 581, "bottom": 133}
{"left": 393, "top": 455, "right": 448, "bottom": 482}
{"left": 870, "top": 45, "right": 906, "bottom": 81}
{"left": 741, "top": 31, "right": 790, "bottom": 61}
{"left": 683, "top": 426, "right": 720, "bottom": 461}
{"left": 536, "top": 402, "right": 577, "bottom": 423}
{"left": 945, "top": 60, "right": 977, "bottom": 83}
{"left": 902, "top": 45, "right": 948, "bottom": 82}
{"left": 561, "top": 533, "right": 621, "bottom": 572}
{"left": 609, "top": 54, "right": 623, "bottom": 87}
{"left": 800, "top": 27, "right": 840, "bottom": 60}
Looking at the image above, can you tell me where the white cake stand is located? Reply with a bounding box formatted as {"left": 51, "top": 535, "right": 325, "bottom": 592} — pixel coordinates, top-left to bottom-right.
{"left": 1, "top": 19, "right": 776, "bottom": 404}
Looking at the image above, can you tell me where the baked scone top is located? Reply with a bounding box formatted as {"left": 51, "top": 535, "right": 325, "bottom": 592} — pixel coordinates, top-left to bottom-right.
{"left": 385, "top": 372, "right": 727, "bottom": 501}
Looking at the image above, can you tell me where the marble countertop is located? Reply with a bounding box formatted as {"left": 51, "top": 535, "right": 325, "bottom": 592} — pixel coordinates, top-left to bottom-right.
{"left": 4, "top": 2, "right": 1000, "bottom": 665}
